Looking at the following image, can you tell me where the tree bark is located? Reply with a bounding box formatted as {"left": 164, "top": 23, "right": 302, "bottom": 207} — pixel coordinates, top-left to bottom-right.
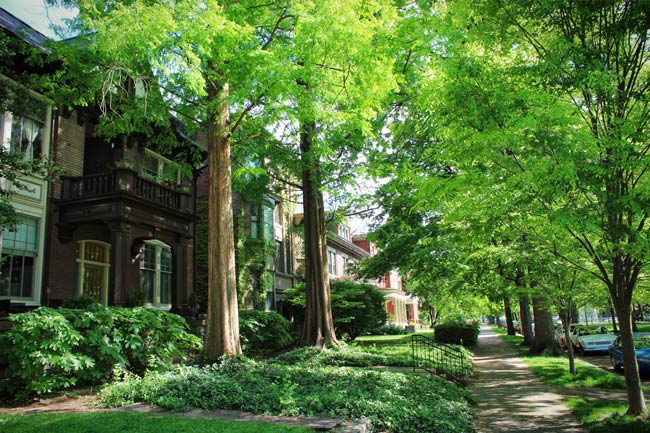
{"left": 611, "top": 282, "right": 645, "bottom": 415}
{"left": 297, "top": 119, "right": 338, "bottom": 348}
{"left": 204, "top": 79, "right": 242, "bottom": 360}
{"left": 531, "top": 297, "right": 563, "bottom": 355}
{"left": 503, "top": 295, "right": 516, "bottom": 336}
{"left": 559, "top": 308, "right": 576, "bottom": 375}
{"left": 519, "top": 295, "right": 533, "bottom": 346}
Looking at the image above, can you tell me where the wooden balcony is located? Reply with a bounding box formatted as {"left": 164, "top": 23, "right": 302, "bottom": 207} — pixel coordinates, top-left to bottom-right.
{"left": 60, "top": 168, "right": 192, "bottom": 213}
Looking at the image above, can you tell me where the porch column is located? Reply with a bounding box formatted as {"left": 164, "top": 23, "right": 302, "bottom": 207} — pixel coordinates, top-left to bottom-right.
{"left": 173, "top": 235, "right": 192, "bottom": 313}
{"left": 108, "top": 221, "right": 132, "bottom": 306}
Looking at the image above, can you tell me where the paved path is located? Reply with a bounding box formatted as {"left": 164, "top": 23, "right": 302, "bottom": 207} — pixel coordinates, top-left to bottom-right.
{"left": 470, "top": 326, "right": 588, "bottom": 433}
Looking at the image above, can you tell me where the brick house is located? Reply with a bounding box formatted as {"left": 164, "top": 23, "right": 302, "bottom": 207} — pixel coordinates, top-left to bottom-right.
{"left": 1, "top": 8, "right": 199, "bottom": 313}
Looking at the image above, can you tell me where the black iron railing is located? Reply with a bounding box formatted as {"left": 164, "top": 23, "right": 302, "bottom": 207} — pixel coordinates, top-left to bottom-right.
{"left": 411, "top": 334, "right": 469, "bottom": 386}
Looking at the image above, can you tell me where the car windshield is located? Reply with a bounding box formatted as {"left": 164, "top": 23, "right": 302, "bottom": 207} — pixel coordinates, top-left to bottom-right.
{"left": 633, "top": 335, "right": 650, "bottom": 349}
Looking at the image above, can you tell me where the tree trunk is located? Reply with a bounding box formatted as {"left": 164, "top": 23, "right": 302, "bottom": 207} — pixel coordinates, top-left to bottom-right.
{"left": 519, "top": 295, "right": 533, "bottom": 346}
{"left": 611, "top": 291, "right": 645, "bottom": 415}
{"left": 503, "top": 295, "right": 516, "bottom": 335}
{"left": 297, "top": 119, "right": 338, "bottom": 348}
{"left": 531, "top": 297, "right": 563, "bottom": 355}
{"left": 204, "top": 79, "right": 242, "bottom": 360}
{"left": 559, "top": 310, "right": 576, "bottom": 375}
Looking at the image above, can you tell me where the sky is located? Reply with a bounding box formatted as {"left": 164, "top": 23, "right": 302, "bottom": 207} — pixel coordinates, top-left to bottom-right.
{"left": 0, "top": 0, "right": 77, "bottom": 39}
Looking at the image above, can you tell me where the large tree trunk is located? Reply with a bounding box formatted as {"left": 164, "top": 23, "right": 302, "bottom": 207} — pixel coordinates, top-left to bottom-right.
{"left": 503, "top": 295, "right": 516, "bottom": 335}
{"left": 204, "top": 80, "right": 242, "bottom": 360}
{"left": 298, "top": 119, "right": 338, "bottom": 348}
{"left": 519, "top": 295, "right": 533, "bottom": 346}
{"left": 531, "top": 297, "right": 563, "bottom": 355}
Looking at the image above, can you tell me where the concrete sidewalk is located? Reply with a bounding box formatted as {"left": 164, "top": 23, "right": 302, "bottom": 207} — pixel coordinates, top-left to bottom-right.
{"left": 469, "top": 326, "right": 587, "bottom": 433}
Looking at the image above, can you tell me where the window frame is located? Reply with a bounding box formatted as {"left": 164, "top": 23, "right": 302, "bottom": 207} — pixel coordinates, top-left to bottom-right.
{"left": 76, "top": 240, "right": 111, "bottom": 305}
{"left": 1, "top": 216, "right": 39, "bottom": 299}
{"left": 141, "top": 148, "right": 182, "bottom": 186}
{"left": 327, "top": 247, "right": 338, "bottom": 276}
{"left": 139, "top": 239, "right": 173, "bottom": 310}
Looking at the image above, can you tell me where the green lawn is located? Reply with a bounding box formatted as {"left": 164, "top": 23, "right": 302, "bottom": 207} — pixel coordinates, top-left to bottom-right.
{"left": 0, "top": 412, "right": 313, "bottom": 433}
{"left": 353, "top": 330, "right": 434, "bottom": 345}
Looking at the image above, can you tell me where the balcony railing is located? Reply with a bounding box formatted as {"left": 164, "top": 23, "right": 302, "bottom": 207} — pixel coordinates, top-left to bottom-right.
{"left": 60, "top": 168, "right": 192, "bottom": 213}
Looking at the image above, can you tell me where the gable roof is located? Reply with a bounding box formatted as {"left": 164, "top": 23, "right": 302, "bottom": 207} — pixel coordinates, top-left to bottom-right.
{"left": 0, "top": 8, "right": 48, "bottom": 51}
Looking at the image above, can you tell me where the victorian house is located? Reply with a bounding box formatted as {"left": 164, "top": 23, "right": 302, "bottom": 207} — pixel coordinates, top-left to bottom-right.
{"left": 1, "top": 8, "right": 199, "bottom": 313}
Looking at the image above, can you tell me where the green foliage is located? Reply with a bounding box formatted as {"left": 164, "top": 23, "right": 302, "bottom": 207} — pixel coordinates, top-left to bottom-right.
{"left": 63, "top": 294, "right": 102, "bottom": 309}
{"left": 0, "top": 412, "right": 313, "bottom": 433}
{"left": 370, "top": 324, "right": 407, "bottom": 336}
{"left": 98, "top": 357, "right": 477, "bottom": 433}
{"left": 434, "top": 322, "right": 480, "bottom": 347}
{"left": 0, "top": 306, "right": 202, "bottom": 400}
{"left": 239, "top": 310, "right": 296, "bottom": 355}
{"left": 285, "top": 280, "right": 388, "bottom": 340}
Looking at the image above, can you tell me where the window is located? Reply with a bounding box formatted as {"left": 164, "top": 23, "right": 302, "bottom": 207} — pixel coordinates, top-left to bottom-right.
{"left": 339, "top": 225, "right": 350, "bottom": 241}
{"left": 263, "top": 203, "right": 274, "bottom": 242}
{"left": 140, "top": 240, "right": 172, "bottom": 307}
{"left": 141, "top": 149, "right": 181, "bottom": 186}
{"left": 1, "top": 217, "right": 38, "bottom": 298}
{"left": 250, "top": 205, "right": 261, "bottom": 238}
{"left": 341, "top": 254, "right": 350, "bottom": 275}
{"left": 1, "top": 98, "right": 46, "bottom": 161}
{"left": 327, "top": 247, "right": 337, "bottom": 276}
{"left": 77, "top": 241, "right": 110, "bottom": 304}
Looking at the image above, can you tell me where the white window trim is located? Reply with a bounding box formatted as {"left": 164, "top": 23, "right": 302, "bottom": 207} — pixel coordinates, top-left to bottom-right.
{"left": 76, "top": 240, "right": 111, "bottom": 305}
{"left": 327, "top": 247, "right": 338, "bottom": 277}
{"left": 141, "top": 239, "right": 172, "bottom": 310}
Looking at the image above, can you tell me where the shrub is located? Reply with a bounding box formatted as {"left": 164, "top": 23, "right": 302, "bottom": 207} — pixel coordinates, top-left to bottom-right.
{"left": 239, "top": 310, "right": 296, "bottom": 355}
{"left": 434, "top": 321, "right": 480, "bottom": 347}
{"left": 370, "top": 324, "right": 406, "bottom": 335}
{"left": 98, "top": 358, "right": 477, "bottom": 433}
{"left": 0, "top": 306, "right": 202, "bottom": 400}
{"left": 285, "top": 280, "right": 387, "bottom": 340}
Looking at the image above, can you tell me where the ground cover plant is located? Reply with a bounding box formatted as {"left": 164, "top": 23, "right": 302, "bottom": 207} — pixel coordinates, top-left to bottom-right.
{"left": 0, "top": 412, "right": 312, "bottom": 433}
{"left": 97, "top": 357, "right": 477, "bottom": 433}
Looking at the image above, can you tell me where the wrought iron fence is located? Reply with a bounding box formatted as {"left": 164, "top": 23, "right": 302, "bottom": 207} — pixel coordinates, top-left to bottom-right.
{"left": 411, "top": 334, "right": 469, "bottom": 386}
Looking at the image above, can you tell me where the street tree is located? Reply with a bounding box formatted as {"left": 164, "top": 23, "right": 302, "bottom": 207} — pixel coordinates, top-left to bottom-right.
{"left": 431, "top": 0, "right": 650, "bottom": 414}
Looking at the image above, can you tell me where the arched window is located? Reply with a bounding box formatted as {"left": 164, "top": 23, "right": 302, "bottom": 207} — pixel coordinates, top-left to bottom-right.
{"left": 77, "top": 240, "right": 110, "bottom": 304}
{"left": 139, "top": 240, "right": 172, "bottom": 308}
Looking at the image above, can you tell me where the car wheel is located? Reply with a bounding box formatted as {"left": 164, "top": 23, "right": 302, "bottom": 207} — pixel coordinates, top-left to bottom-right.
{"left": 611, "top": 355, "right": 622, "bottom": 371}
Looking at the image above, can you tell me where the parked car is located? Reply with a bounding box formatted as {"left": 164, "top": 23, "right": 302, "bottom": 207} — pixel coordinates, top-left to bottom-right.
{"left": 609, "top": 333, "right": 650, "bottom": 373}
{"left": 570, "top": 325, "right": 617, "bottom": 354}
{"left": 554, "top": 323, "right": 567, "bottom": 348}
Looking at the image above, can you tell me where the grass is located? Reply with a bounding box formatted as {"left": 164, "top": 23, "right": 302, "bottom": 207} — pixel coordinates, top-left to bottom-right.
{"left": 0, "top": 412, "right": 312, "bottom": 433}
{"left": 491, "top": 325, "right": 626, "bottom": 389}
{"left": 353, "top": 330, "right": 434, "bottom": 345}
{"left": 565, "top": 398, "right": 650, "bottom": 433}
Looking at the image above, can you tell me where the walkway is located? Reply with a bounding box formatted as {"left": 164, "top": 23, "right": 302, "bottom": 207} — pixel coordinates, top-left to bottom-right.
{"left": 470, "top": 326, "right": 587, "bottom": 433}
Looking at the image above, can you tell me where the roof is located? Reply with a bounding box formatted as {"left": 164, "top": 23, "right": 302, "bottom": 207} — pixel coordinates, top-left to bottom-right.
{"left": 0, "top": 8, "right": 48, "bottom": 51}
{"left": 327, "top": 232, "right": 370, "bottom": 260}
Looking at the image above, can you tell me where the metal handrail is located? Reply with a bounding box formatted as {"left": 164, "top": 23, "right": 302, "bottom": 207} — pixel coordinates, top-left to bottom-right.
{"left": 411, "top": 334, "right": 469, "bottom": 386}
